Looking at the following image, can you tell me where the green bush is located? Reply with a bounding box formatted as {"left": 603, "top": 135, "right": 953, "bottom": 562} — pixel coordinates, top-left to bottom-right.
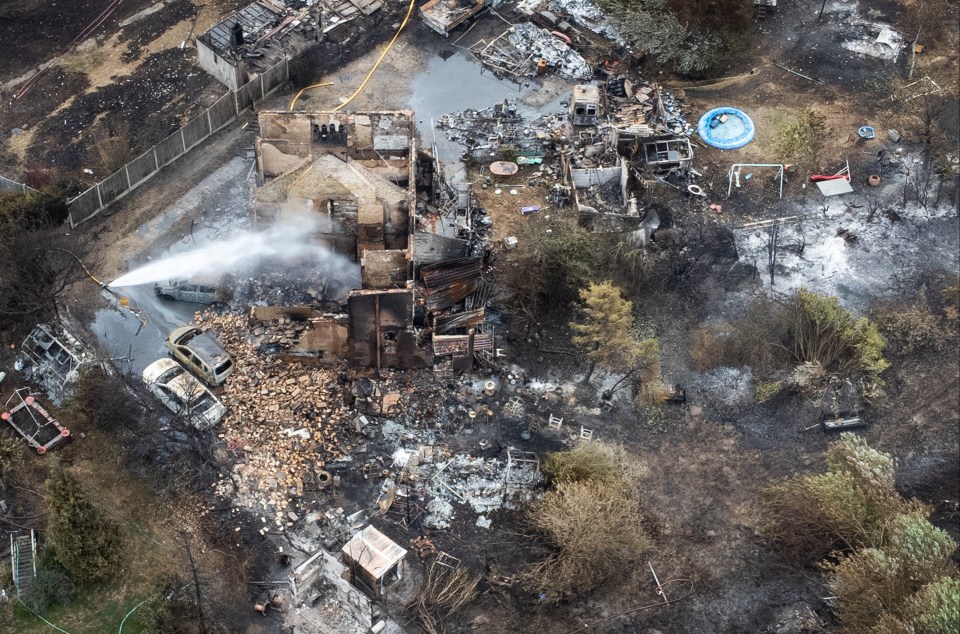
{"left": 904, "top": 576, "right": 960, "bottom": 634}
{"left": 0, "top": 562, "right": 13, "bottom": 626}
{"left": 0, "top": 188, "right": 68, "bottom": 235}
{"left": 754, "top": 380, "right": 783, "bottom": 402}
{"left": 504, "top": 216, "right": 604, "bottom": 317}
{"left": 786, "top": 289, "right": 889, "bottom": 385}
{"left": 136, "top": 577, "right": 198, "bottom": 634}
{"left": 827, "top": 512, "right": 957, "bottom": 632}
{"left": 763, "top": 434, "right": 912, "bottom": 565}
{"left": 0, "top": 435, "right": 23, "bottom": 489}
{"left": 765, "top": 435, "right": 958, "bottom": 632}
{"left": 23, "top": 564, "right": 75, "bottom": 614}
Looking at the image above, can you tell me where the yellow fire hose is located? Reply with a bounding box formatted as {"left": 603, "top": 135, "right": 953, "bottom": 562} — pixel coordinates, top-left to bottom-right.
{"left": 288, "top": 0, "right": 416, "bottom": 112}
{"left": 288, "top": 82, "right": 334, "bottom": 111}
{"left": 53, "top": 248, "right": 145, "bottom": 324}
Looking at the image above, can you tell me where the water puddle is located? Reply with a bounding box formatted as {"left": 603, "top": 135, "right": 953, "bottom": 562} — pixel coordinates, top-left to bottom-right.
{"left": 407, "top": 49, "right": 570, "bottom": 184}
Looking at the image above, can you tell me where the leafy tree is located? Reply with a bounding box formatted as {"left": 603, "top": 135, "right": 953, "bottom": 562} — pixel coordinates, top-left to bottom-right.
{"left": 571, "top": 281, "right": 637, "bottom": 382}
{"left": 45, "top": 461, "right": 123, "bottom": 584}
{"left": 597, "top": 0, "right": 735, "bottom": 75}
{"left": 570, "top": 281, "right": 665, "bottom": 400}
{"left": 0, "top": 188, "right": 90, "bottom": 330}
{"left": 504, "top": 216, "right": 603, "bottom": 317}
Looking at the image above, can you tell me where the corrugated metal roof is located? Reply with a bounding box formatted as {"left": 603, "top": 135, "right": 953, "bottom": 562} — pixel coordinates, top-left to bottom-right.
{"left": 341, "top": 525, "right": 406, "bottom": 579}
{"left": 413, "top": 232, "right": 469, "bottom": 265}
{"left": 423, "top": 279, "right": 479, "bottom": 311}
{"left": 420, "top": 257, "right": 481, "bottom": 289}
{"left": 434, "top": 308, "right": 485, "bottom": 334}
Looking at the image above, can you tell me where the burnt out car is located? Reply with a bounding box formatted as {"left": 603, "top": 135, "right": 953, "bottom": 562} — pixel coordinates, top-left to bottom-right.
{"left": 154, "top": 279, "right": 218, "bottom": 304}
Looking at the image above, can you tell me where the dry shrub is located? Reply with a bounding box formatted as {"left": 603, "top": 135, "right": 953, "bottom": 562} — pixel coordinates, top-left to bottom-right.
{"left": 522, "top": 480, "right": 649, "bottom": 597}
{"left": 635, "top": 379, "right": 669, "bottom": 406}
{"left": 402, "top": 563, "right": 480, "bottom": 634}
{"left": 67, "top": 367, "right": 143, "bottom": 431}
{"left": 900, "top": 0, "right": 959, "bottom": 44}
{"left": 689, "top": 307, "right": 786, "bottom": 374}
{"left": 631, "top": 337, "right": 667, "bottom": 407}
{"left": 940, "top": 277, "right": 960, "bottom": 321}
{"left": 790, "top": 360, "right": 828, "bottom": 394}
{"left": 873, "top": 303, "right": 948, "bottom": 356}
{"left": 542, "top": 441, "right": 624, "bottom": 486}
{"left": 91, "top": 122, "right": 134, "bottom": 174}
{"left": 825, "top": 512, "right": 957, "bottom": 633}
{"left": 773, "top": 107, "right": 826, "bottom": 170}
{"left": 689, "top": 324, "right": 736, "bottom": 372}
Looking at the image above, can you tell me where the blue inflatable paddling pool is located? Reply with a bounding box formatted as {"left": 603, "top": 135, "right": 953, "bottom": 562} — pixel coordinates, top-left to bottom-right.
{"left": 697, "top": 107, "right": 756, "bottom": 150}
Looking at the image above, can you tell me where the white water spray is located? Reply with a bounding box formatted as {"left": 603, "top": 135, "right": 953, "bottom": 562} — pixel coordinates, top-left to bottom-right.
{"left": 109, "top": 218, "right": 359, "bottom": 287}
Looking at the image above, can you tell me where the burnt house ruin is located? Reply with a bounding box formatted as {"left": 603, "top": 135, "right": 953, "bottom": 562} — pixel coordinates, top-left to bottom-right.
{"left": 252, "top": 110, "right": 491, "bottom": 370}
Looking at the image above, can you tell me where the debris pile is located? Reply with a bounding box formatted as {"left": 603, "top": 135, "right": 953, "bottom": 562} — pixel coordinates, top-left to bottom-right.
{"left": 507, "top": 23, "right": 593, "bottom": 80}
{"left": 468, "top": 22, "right": 593, "bottom": 82}
{"left": 547, "top": 0, "right": 622, "bottom": 42}
{"left": 196, "top": 310, "right": 354, "bottom": 529}
{"left": 423, "top": 452, "right": 541, "bottom": 529}
{"left": 435, "top": 101, "right": 566, "bottom": 163}
{"left": 661, "top": 89, "right": 693, "bottom": 137}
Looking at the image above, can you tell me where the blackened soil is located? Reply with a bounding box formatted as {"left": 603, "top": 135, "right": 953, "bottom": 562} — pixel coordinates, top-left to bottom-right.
{"left": 28, "top": 47, "right": 212, "bottom": 174}
{"left": 0, "top": 0, "right": 156, "bottom": 79}
{"left": 119, "top": 0, "right": 200, "bottom": 61}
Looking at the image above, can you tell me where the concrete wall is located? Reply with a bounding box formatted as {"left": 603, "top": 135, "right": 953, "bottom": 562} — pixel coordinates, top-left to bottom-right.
{"left": 197, "top": 38, "right": 243, "bottom": 91}
{"left": 361, "top": 250, "right": 408, "bottom": 289}
{"left": 569, "top": 163, "right": 622, "bottom": 189}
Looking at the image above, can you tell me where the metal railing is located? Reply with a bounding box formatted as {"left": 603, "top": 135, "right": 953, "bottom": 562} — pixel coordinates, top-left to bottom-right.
{"left": 67, "top": 58, "right": 289, "bottom": 228}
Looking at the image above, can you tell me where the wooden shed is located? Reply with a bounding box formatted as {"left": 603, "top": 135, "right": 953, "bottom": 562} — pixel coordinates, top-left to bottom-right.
{"left": 341, "top": 525, "right": 407, "bottom": 597}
